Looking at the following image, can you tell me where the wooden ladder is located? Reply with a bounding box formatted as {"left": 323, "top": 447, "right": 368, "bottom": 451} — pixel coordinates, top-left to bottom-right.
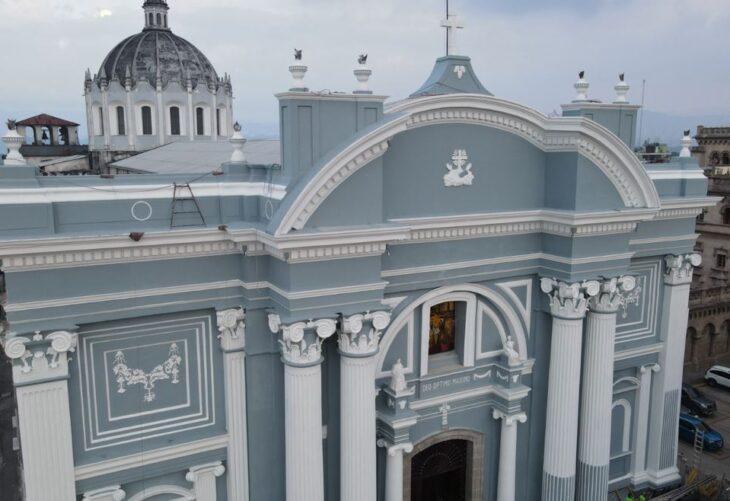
{"left": 170, "top": 183, "right": 206, "bottom": 228}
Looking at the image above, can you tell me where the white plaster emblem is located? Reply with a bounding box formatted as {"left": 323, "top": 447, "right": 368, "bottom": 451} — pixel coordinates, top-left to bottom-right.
{"left": 112, "top": 343, "right": 183, "bottom": 402}
{"left": 454, "top": 65, "right": 466, "bottom": 79}
{"left": 443, "top": 149, "right": 474, "bottom": 187}
{"left": 473, "top": 370, "right": 491, "bottom": 380}
{"left": 439, "top": 403, "right": 451, "bottom": 427}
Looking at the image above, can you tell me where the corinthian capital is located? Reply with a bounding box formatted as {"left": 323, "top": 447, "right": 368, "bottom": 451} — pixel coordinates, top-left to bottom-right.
{"left": 338, "top": 311, "right": 391, "bottom": 357}
{"left": 216, "top": 308, "right": 245, "bottom": 352}
{"left": 589, "top": 276, "right": 637, "bottom": 314}
{"left": 268, "top": 312, "right": 337, "bottom": 366}
{"left": 664, "top": 253, "right": 701, "bottom": 285}
{"left": 540, "top": 278, "right": 600, "bottom": 319}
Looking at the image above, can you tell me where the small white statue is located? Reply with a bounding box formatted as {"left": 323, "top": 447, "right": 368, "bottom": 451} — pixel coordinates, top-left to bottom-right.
{"left": 504, "top": 336, "right": 520, "bottom": 366}
{"left": 389, "top": 358, "right": 408, "bottom": 394}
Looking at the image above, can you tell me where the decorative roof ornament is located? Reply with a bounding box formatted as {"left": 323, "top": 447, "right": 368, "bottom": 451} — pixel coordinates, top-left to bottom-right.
{"left": 230, "top": 122, "right": 247, "bottom": 163}
{"left": 3, "top": 118, "right": 26, "bottom": 166}
{"left": 680, "top": 129, "right": 692, "bottom": 158}
{"left": 573, "top": 70, "right": 589, "bottom": 102}
{"left": 614, "top": 73, "right": 630, "bottom": 104}
{"left": 289, "top": 49, "right": 308, "bottom": 92}
{"left": 353, "top": 54, "right": 373, "bottom": 94}
{"left": 441, "top": 0, "right": 465, "bottom": 56}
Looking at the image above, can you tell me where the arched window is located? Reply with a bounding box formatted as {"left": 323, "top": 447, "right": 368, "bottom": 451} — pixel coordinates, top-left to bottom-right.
{"left": 723, "top": 208, "right": 730, "bottom": 225}
{"left": 98, "top": 107, "right": 105, "bottom": 136}
{"left": 170, "top": 106, "right": 181, "bottom": 136}
{"left": 141, "top": 106, "right": 153, "bottom": 135}
{"left": 196, "top": 107, "right": 205, "bottom": 135}
{"left": 611, "top": 400, "right": 632, "bottom": 455}
{"left": 164, "top": 15, "right": 168, "bottom": 27}
{"left": 116, "top": 106, "right": 126, "bottom": 136}
{"left": 711, "top": 152, "right": 720, "bottom": 166}
{"left": 686, "top": 327, "right": 697, "bottom": 362}
{"left": 156, "top": 13, "right": 162, "bottom": 26}
{"left": 724, "top": 152, "right": 730, "bottom": 166}
{"left": 148, "top": 13, "right": 154, "bottom": 26}
{"left": 216, "top": 108, "right": 221, "bottom": 137}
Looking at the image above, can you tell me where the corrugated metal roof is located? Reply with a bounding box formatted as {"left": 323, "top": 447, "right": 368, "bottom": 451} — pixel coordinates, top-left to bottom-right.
{"left": 110, "top": 139, "right": 281, "bottom": 174}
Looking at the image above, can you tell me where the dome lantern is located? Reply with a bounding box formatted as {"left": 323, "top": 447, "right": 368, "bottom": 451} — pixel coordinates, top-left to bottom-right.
{"left": 143, "top": 0, "right": 170, "bottom": 31}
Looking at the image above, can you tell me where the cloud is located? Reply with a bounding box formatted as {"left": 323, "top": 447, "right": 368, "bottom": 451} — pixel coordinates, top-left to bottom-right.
{"left": 96, "top": 9, "right": 113, "bottom": 18}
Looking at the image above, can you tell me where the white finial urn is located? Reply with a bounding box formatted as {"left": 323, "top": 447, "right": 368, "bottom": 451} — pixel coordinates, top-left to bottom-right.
{"left": 573, "top": 71, "right": 589, "bottom": 102}
{"left": 230, "top": 122, "right": 247, "bottom": 163}
{"left": 680, "top": 129, "right": 692, "bottom": 158}
{"left": 353, "top": 54, "right": 372, "bottom": 94}
{"left": 289, "top": 48, "right": 308, "bottom": 92}
{"left": 614, "top": 73, "right": 630, "bottom": 104}
{"left": 3, "top": 119, "right": 26, "bottom": 166}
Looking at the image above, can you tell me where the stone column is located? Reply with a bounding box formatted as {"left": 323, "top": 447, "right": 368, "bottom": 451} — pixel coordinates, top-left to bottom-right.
{"left": 646, "top": 254, "right": 701, "bottom": 485}
{"left": 186, "top": 462, "right": 226, "bottom": 501}
{"left": 82, "top": 486, "right": 125, "bottom": 501}
{"left": 269, "top": 314, "right": 337, "bottom": 501}
{"left": 576, "top": 276, "right": 637, "bottom": 501}
{"left": 377, "top": 441, "right": 413, "bottom": 501}
{"left": 339, "top": 312, "right": 391, "bottom": 501}
{"left": 633, "top": 364, "right": 661, "bottom": 482}
{"left": 539, "top": 278, "right": 599, "bottom": 501}
{"left": 2, "top": 331, "right": 78, "bottom": 501}
{"left": 186, "top": 75, "right": 195, "bottom": 141}
{"left": 493, "top": 410, "right": 527, "bottom": 501}
{"left": 216, "top": 308, "right": 250, "bottom": 501}
{"left": 211, "top": 88, "right": 218, "bottom": 141}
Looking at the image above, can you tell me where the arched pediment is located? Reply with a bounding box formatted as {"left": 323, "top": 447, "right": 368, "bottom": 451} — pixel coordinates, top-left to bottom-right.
{"left": 272, "top": 94, "right": 660, "bottom": 236}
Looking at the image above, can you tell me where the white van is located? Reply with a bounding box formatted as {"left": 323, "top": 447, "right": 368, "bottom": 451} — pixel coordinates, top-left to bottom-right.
{"left": 705, "top": 365, "right": 730, "bottom": 390}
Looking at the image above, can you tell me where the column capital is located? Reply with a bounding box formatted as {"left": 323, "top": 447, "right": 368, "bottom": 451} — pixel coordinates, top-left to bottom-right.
{"left": 377, "top": 439, "right": 413, "bottom": 456}
{"left": 268, "top": 312, "right": 337, "bottom": 366}
{"left": 82, "top": 486, "right": 126, "bottom": 501}
{"left": 186, "top": 461, "right": 226, "bottom": 483}
{"left": 589, "top": 276, "right": 637, "bottom": 314}
{"left": 540, "top": 278, "right": 600, "bottom": 319}
{"left": 216, "top": 307, "right": 245, "bottom": 352}
{"left": 2, "top": 330, "right": 77, "bottom": 384}
{"left": 640, "top": 363, "right": 661, "bottom": 374}
{"left": 492, "top": 409, "right": 528, "bottom": 427}
{"left": 664, "top": 253, "right": 701, "bottom": 286}
{"left": 338, "top": 311, "right": 391, "bottom": 357}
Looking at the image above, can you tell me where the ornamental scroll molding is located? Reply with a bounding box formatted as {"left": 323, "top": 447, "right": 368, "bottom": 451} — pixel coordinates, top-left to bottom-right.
{"left": 216, "top": 307, "right": 245, "bottom": 352}
{"left": 2, "top": 330, "right": 77, "bottom": 383}
{"left": 589, "top": 276, "right": 638, "bottom": 315}
{"left": 492, "top": 409, "right": 528, "bottom": 427}
{"left": 268, "top": 313, "right": 337, "bottom": 366}
{"left": 338, "top": 311, "right": 392, "bottom": 357}
{"left": 664, "top": 253, "right": 701, "bottom": 286}
{"left": 112, "top": 343, "right": 182, "bottom": 403}
{"left": 540, "top": 278, "right": 600, "bottom": 320}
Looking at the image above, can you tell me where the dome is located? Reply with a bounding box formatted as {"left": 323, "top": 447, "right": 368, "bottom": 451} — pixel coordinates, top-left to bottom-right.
{"left": 100, "top": 31, "right": 219, "bottom": 88}
{"left": 97, "top": 1, "right": 219, "bottom": 88}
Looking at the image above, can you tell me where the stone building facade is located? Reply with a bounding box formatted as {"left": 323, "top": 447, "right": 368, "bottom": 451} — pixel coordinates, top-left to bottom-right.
{"left": 687, "top": 127, "right": 730, "bottom": 377}
{"left": 0, "top": 21, "right": 718, "bottom": 501}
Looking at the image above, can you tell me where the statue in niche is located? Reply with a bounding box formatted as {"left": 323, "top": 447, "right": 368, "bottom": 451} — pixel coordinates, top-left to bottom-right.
{"left": 504, "top": 336, "right": 520, "bottom": 366}
{"left": 429, "top": 302, "right": 456, "bottom": 354}
{"left": 389, "top": 358, "right": 408, "bottom": 394}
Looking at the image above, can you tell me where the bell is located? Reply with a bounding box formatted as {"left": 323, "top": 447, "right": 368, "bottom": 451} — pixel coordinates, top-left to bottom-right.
{"left": 42, "top": 129, "right": 49, "bottom": 141}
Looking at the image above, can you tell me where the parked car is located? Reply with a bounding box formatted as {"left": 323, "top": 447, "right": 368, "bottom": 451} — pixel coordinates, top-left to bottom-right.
{"left": 704, "top": 365, "right": 730, "bottom": 389}
{"left": 678, "top": 413, "right": 724, "bottom": 451}
{"left": 681, "top": 383, "right": 716, "bottom": 416}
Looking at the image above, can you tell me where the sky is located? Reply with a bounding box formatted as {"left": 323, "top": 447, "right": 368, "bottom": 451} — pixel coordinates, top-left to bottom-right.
{"left": 1, "top": 0, "right": 730, "bottom": 143}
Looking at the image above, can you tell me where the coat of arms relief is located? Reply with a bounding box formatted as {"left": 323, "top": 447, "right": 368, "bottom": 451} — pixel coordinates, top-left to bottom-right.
{"left": 443, "top": 149, "right": 474, "bottom": 187}
{"left": 112, "top": 343, "right": 183, "bottom": 403}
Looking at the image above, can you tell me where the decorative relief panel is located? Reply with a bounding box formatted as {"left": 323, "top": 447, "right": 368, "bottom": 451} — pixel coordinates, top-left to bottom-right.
{"left": 616, "top": 260, "right": 660, "bottom": 344}
{"left": 71, "top": 314, "right": 222, "bottom": 461}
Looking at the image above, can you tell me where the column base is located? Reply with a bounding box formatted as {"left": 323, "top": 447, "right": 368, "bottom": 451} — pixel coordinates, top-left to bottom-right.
{"left": 645, "top": 467, "right": 681, "bottom": 489}
{"left": 576, "top": 462, "right": 609, "bottom": 501}
{"left": 542, "top": 472, "right": 575, "bottom": 501}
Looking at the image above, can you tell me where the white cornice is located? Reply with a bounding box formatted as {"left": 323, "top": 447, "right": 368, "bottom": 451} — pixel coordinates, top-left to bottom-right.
{"left": 0, "top": 181, "right": 287, "bottom": 205}
{"left": 560, "top": 103, "right": 642, "bottom": 112}
{"left": 275, "top": 92, "right": 388, "bottom": 102}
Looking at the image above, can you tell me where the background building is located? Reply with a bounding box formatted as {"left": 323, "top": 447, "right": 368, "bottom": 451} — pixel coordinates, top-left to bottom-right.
{"left": 13, "top": 114, "right": 90, "bottom": 174}
{"left": 687, "top": 126, "right": 730, "bottom": 377}
{"left": 84, "top": 0, "right": 233, "bottom": 171}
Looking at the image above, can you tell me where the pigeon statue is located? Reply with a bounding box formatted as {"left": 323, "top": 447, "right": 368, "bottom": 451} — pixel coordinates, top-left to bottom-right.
{"left": 294, "top": 48, "right": 302, "bottom": 61}
{"left": 358, "top": 54, "right": 368, "bottom": 65}
{"left": 578, "top": 70, "right": 585, "bottom": 79}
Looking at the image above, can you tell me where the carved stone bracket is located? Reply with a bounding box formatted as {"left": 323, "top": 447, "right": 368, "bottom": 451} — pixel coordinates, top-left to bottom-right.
{"left": 216, "top": 307, "right": 245, "bottom": 352}
{"left": 2, "top": 330, "right": 77, "bottom": 384}
{"left": 268, "top": 313, "right": 337, "bottom": 366}
{"left": 492, "top": 409, "right": 528, "bottom": 427}
{"left": 589, "top": 276, "right": 638, "bottom": 314}
{"left": 664, "top": 253, "right": 702, "bottom": 286}
{"left": 539, "top": 278, "right": 600, "bottom": 319}
{"left": 338, "top": 311, "right": 391, "bottom": 357}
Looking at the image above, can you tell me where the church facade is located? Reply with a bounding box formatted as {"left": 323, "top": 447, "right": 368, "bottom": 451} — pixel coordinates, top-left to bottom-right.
{"left": 0, "top": 29, "right": 716, "bottom": 501}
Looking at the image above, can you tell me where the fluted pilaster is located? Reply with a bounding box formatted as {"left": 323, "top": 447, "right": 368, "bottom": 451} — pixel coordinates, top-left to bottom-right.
{"left": 540, "top": 278, "right": 599, "bottom": 501}
{"left": 577, "top": 276, "right": 636, "bottom": 501}
{"left": 186, "top": 462, "right": 225, "bottom": 501}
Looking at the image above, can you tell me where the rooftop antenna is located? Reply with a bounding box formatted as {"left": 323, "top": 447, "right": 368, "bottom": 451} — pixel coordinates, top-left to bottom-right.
{"left": 638, "top": 79, "right": 646, "bottom": 145}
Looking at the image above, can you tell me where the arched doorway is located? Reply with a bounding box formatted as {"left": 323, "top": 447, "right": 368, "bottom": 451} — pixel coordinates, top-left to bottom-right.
{"left": 404, "top": 430, "right": 484, "bottom": 501}
{"left": 411, "top": 439, "right": 468, "bottom": 501}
